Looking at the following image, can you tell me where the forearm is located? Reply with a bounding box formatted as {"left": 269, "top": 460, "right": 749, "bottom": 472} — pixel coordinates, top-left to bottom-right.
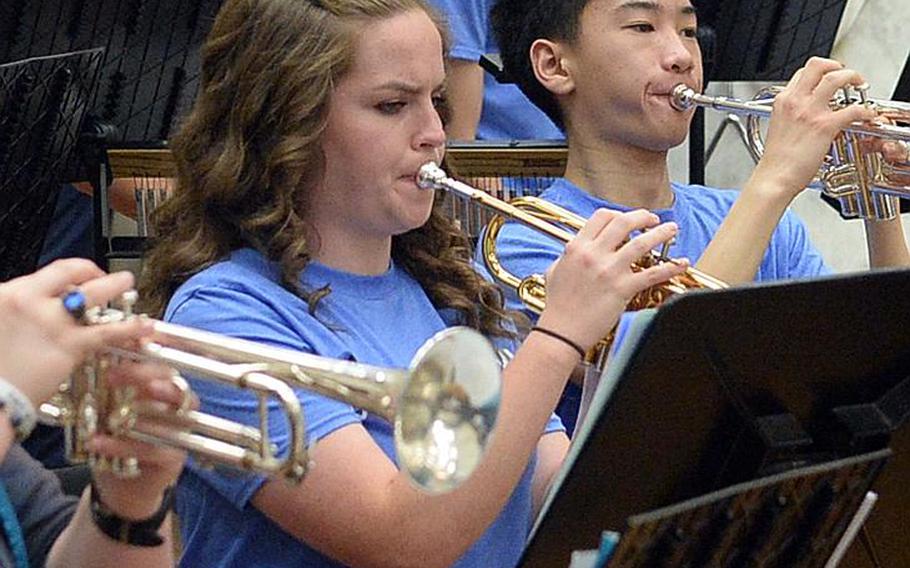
{"left": 531, "top": 432, "right": 570, "bottom": 517}
{"left": 46, "top": 490, "right": 173, "bottom": 568}
{"left": 444, "top": 59, "right": 484, "bottom": 140}
{"left": 864, "top": 216, "right": 910, "bottom": 268}
{"left": 73, "top": 178, "right": 174, "bottom": 219}
{"left": 697, "top": 174, "right": 795, "bottom": 284}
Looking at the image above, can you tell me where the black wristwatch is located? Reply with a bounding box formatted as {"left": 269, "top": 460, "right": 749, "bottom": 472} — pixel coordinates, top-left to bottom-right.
{"left": 90, "top": 482, "right": 174, "bottom": 547}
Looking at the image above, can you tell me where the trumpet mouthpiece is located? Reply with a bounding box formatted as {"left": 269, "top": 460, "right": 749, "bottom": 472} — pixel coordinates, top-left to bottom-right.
{"left": 670, "top": 84, "right": 697, "bottom": 111}
{"left": 417, "top": 162, "right": 445, "bottom": 190}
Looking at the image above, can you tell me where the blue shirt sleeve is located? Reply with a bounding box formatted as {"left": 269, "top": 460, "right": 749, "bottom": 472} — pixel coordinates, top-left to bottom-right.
{"left": 429, "top": 0, "right": 490, "bottom": 61}
{"left": 166, "top": 284, "right": 363, "bottom": 510}
{"left": 780, "top": 209, "right": 831, "bottom": 278}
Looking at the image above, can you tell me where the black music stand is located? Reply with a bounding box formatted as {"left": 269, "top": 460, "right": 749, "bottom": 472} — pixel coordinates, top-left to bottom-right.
{"left": 0, "top": 48, "right": 104, "bottom": 281}
{"left": 0, "top": 0, "right": 222, "bottom": 143}
{"left": 1, "top": 0, "right": 224, "bottom": 267}
{"left": 690, "top": 0, "right": 848, "bottom": 185}
{"left": 894, "top": 52, "right": 910, "bottom": 104}
{"left": 519, "top": 268, "right": 910, "bottom": 567}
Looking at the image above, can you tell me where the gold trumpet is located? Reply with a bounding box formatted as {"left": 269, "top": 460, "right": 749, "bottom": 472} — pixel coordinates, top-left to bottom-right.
{"left": 670, "top": 83, "right": 910, "bottom": 220}
{"left": 39, "top": 291, "right": 502, "bottom": 493}
{"left": 418, "top": 162, "right": 727, "bottom": 369}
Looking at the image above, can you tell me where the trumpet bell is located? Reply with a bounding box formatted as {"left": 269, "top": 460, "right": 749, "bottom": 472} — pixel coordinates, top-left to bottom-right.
{"left": 399, "top": 327, "right": 501, "bottom": 493}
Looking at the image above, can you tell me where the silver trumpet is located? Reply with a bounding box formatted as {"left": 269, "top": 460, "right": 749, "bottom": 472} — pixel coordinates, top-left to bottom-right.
{"left": 39, "top": 291, "right": 502, "bottom": 493}
{"left": 670, "top": 83, "right": 910, "bottom": 220}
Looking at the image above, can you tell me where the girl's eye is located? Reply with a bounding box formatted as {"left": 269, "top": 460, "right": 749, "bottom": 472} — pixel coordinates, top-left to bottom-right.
{"left": 433, "top": 95, "right": 450, "bottom": 126}
{"left": 377, "top": 101, "right": 406, "bottom": 115}
{"left": 682, "top": 27, "right": 698, "bottom": 38}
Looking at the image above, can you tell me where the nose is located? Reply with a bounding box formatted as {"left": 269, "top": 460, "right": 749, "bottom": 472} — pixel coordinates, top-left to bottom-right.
{"left": 413, "top": 101, "right": 447, "bottom": 156}
{"left": 661, "top": 31, "right": 697, "bottom": 75}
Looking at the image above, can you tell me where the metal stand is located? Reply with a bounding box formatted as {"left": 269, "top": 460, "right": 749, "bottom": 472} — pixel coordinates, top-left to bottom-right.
{"left": 605, "top": 454, "right": 887, "bottom": 568}
{"left": 0, "top": 48, "right": 103, "bottom": 281}
{"left": 1, "top": 0, "right": 223, "bottom": 269}
{"left": 520, "top": 269, "right": 910, "bottom": 567}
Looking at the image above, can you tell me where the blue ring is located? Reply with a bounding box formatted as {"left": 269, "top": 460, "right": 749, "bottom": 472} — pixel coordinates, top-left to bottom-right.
{"left": 62, "top": 289, "right": 87, "bottom": 321}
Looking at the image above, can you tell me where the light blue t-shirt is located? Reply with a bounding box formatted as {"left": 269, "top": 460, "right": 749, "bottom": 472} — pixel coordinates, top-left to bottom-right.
{"left": 429, "top": 0, "right": 563, "bottom": 141}
{"left": 479, "top": 178, "right": 830, "bottom": 433}
{"left": 167, "top": 248, "right": 563, "bottom": 568}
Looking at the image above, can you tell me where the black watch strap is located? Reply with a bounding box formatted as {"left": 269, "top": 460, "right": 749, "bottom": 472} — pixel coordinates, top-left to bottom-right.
{"left": 90, "top": 482, "right": 174, "bottom": 547}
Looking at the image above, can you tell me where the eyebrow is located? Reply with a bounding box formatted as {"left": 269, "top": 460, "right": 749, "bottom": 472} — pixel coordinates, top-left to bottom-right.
{"left": 373, "top": 80, "right": 446, "bottom": 94}
{"left": 374, "top": 81, "right": 422, "bottom": 95}
{"left": 615, "top": 1, "right": 697, "bottom": 15}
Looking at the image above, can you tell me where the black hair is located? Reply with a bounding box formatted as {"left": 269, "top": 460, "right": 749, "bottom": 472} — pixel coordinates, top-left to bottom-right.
{"left": 490, "top": 0, "right": 593, "bottom": 130}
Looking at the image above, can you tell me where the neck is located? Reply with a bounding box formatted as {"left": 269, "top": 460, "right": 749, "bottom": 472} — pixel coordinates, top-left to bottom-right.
{"left": 563, "top": 134, "right": 675, "bottom": 210}
{"left": 307, "top": 222, "right": 393, "bottom": 276}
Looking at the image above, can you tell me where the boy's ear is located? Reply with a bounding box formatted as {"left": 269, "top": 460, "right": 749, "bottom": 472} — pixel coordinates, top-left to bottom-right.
{"left": 530, "top": 39, "right": 575, "bottom": 96}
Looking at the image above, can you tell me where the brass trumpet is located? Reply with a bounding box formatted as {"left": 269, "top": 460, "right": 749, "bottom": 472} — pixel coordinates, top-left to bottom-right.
{"left": 418, "top": 163, "right": 727, "bottom": 369}
{"left": 39, "top": 291, "right": 502, "bottom": 493}
{"left": 670, "top": 83, "right": 910, "bottom": 220}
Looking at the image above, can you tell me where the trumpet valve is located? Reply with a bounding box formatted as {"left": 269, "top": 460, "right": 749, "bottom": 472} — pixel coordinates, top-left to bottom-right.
{"left": 118, "top": 289, "right": 139, "bottom": 317}
{"left": 820, "top": 163, "right": 862, "bottom": 199}
{"left": 77, "top": 393, "right": 100, "bottom": 442}
{"left": 107, "top": 397, "right": 138, "bottom": 436}
{"left": 657, "top": 239, "right": 674, "bottom": 262}
{"left": 110, "top": 456, "right": 141, "bottom": 479}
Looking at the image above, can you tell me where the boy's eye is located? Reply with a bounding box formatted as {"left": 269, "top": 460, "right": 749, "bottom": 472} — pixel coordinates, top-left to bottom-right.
{"left": 628, "top": 23, "right": 655, "bottom": 32}
{"left": 682, "top": 27, "right": 698, "bottom": 38}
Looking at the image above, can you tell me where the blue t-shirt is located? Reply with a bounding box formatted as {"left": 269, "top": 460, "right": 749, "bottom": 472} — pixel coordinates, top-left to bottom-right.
{"left": 429, "top": 0, "right": 563, "bottom": 141}
{"left": 167, "top": 248, "right": 563, "bottom": 568}
{"left": 480, "top": 178, "right": 830, "bottom": 433}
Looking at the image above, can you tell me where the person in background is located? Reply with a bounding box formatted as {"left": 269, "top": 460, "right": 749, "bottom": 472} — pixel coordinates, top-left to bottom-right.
{"left": 428, "top": 0, "right": 563, "bottom": 140}
{"left": 485, "top": 0, "right": 910, "bottom": 434}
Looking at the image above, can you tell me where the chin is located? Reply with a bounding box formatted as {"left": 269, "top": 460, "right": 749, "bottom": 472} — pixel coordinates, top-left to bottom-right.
{"left": 643, "top": 127, "right": 690, "bottom": 152}
{"left": 666, "top": 131, "right": 691, "bottom": 150}
{"left": 393, "top": 210, "right": 434, "bottom": 236}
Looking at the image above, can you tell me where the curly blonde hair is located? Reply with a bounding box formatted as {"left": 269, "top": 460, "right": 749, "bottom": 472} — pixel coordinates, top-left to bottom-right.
{"left": 139, "top": 0, "right": 518, "bottom": 339}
